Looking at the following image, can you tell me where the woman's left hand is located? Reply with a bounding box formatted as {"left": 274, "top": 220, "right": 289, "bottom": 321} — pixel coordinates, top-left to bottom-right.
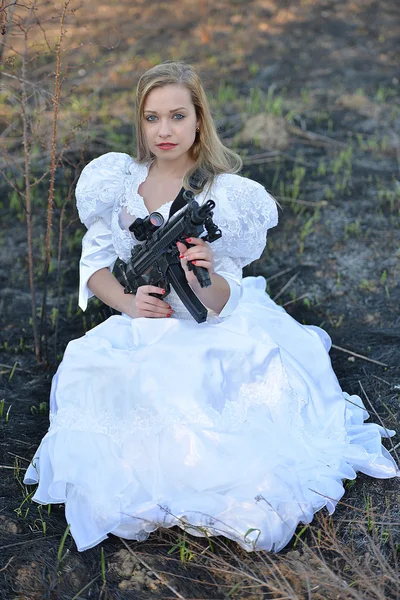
{"left": 176, "top": 237, "right": 215, "bottom": 285}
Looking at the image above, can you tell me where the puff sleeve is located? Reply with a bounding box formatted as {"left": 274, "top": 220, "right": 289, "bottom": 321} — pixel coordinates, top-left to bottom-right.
{"left": 75, "top": 152, "right": 134, "bottom": 311}
{"left": 211, "top": 175, "right": 278, "bottom": 318}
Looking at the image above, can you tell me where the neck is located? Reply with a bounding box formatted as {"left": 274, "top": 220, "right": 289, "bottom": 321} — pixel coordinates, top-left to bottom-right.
{"left": 150, "top": 155, "right": 195, "bottom": 179}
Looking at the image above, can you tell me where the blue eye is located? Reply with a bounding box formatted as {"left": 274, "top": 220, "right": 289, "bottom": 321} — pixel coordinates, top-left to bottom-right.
{"left": 144, "top": 113, "right": 185, "bottom": 122}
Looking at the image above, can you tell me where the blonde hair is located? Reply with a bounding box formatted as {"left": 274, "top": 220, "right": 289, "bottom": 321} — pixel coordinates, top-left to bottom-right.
{"left": 135, "top": 61, "right": 242, "bottom": 193}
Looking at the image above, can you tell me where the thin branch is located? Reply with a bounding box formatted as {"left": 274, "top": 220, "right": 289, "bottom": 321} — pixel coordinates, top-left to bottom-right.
{"left": 331, "top": 344, "right": 388, "bottom": 368}
{"left": 358, "top": 380, "right": 399, "bottom": 464}
{"left": 276, "top": 195, "right": 328, "bottom": 207}
{"left": 0, "top": 535, "right": 60, "bottom": 551}
{"left": 119, "top": 537, "right": 188, "bottom": 599}
{"left": 389, "top": 441, "right": 400, "bottom": 454}
{"left": 0, "top": 556, "right": 14, "bottom": 573}
{"left": 0, "top": 167, "right": 25, "bottom": 199}
{"left": 282, "top": 292, "right": 309, "bottom": 307}
{"left": 0, "top": 71, "right": 53, "bottom": 98}
{"left": 288, "top": 124, "right": 348, "bottom": 148}
{"left": 0, "top": 362, "right": 27, "bottom": 371}
{"left": 40, "top": 0, "right": 70, "bottom": 362}
{"left": 35, "top": 13, "right": 53, "bottom": 52}
{"left": 0, "top": 0, "right": 18, "bottom": 64}
{"left": 265, "top": 267, "right": 295, "bottom": 282}
{"left": 21, "top": 2, "right": 40, "bottom": 362}
{"left": 272, "top": 272, "right": 300, "bottom": 302}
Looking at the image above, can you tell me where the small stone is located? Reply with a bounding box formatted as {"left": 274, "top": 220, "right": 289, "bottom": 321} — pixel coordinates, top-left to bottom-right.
{"left": 239, "top": 114, "right": 289, "bottom": 150}
{"left": 286, "top": 550, "right": 301, "bottom": 559}
{"left": 118, "top": 580, "right": 130, "bottom": 591}
{"left": 0, "top": 516, "right": 19, "bottom": 534}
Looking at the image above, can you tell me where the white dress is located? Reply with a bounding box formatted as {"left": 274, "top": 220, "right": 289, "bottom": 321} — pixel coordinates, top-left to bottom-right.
{"left": 24, "top": 152, "right": 399, "bottom": 552}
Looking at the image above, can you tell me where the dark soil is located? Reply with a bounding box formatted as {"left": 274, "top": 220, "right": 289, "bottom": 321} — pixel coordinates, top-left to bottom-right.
{"left": 1, "top": 0, "right": 399, "bottom": 598}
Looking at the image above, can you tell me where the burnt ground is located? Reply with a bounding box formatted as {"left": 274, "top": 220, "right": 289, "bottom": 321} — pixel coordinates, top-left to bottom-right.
{"left": 0, "top": 0, "right": 400, "bottom": 598}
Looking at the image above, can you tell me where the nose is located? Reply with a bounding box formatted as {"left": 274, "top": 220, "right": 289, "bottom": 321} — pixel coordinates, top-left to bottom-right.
{"left": 158, "top": 118, "right": 172, "bottom": 138}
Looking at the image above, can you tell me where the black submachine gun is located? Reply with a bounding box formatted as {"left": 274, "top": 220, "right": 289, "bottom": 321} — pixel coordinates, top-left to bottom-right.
{"left": 119, "top": 190, "right": 222, "bottom": 323}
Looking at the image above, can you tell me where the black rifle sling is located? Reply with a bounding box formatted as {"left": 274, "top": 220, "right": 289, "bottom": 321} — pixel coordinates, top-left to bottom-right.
{"left": 168, "top": 171, "right": 204, "bottom": 218}
{"left": 168, "top": 187, "right": 186, "bottom": 218}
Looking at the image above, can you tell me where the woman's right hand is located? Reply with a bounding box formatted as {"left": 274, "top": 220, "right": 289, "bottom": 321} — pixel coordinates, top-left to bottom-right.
{"left": 133, "top": 285, "right": 173, "bottom": 318}
{"left": 87, "top": 269, "right": 173, "bottom": 319}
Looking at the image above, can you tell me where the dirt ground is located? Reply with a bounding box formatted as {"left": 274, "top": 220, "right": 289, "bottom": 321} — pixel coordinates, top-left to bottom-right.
{"left": 1, "top": 0, "right": 399, "bottom": 598}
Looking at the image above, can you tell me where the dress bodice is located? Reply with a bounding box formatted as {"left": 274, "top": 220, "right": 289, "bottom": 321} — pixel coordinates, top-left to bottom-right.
{"left": 75, "top": 152, "right": 279, "bottom": 319}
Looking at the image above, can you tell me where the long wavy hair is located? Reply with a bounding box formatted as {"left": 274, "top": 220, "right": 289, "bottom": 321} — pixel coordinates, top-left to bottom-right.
{"left": 135, "top": 61, "right": 242, "bottom": 193}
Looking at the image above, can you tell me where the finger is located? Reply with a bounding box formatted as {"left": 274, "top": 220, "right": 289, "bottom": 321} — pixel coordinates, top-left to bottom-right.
{"left": 139, "top": 285, "right": 166, "bottom": 295}
{"left": 137, "top": 304, "right": 172, "bottom": 316}
{"left": 176, "top": 241, "right": 188, "bottom": 253}
{"left": 141, "top": 298, "right": 172, "bottom": 312}
{"left": 138, "top": 310, "right": 172, "bottom": 318}
{"left": 190, "top": 260, "right": 213, "bottom": 269}
{"left": 184, "top": 237, "right": 207, "bottom": 246}
{"left": 137, "top": 293, "right": 169, "bottom": 306}
{"left": 181, "top": 250, "right": 213, "bottom": 261}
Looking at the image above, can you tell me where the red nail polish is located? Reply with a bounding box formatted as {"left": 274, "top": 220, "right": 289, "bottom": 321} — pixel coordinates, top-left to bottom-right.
{"left": 185, "top": 238, "right": 191, "bottom": 243}
{"left": 192, "top": 260, "right": 197, "bottom": 264}
{"left": 179, "top": 254, "right": 184, "bottom": 259}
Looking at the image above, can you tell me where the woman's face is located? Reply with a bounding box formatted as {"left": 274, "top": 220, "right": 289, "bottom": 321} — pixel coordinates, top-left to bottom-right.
{"left": 142, "top": 84, "right": 199, "bottom": 163}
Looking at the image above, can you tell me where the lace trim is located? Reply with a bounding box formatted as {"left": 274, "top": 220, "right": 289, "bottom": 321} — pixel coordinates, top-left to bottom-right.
{"left": 48, "top": 368, "right": 306, "bottom": 445}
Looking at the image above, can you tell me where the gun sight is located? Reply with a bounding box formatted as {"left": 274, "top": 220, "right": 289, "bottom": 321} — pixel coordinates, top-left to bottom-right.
{"left": 129, "top": 212, "right": 164, "bottom": 241}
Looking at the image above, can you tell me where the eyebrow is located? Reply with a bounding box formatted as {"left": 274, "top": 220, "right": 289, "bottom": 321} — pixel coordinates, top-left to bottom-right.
{"left": 143, "top": 107, "right": 188, "bottom": 114}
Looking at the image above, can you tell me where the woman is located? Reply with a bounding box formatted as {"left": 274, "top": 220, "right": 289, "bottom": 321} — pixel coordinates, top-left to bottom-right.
{"left": 24, "top": 62, "right": 399, "bottom": 553}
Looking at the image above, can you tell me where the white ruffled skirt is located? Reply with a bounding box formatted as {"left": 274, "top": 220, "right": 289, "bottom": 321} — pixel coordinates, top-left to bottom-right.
{"left": 24, "top": 276, "right": 399, "bottom": 552}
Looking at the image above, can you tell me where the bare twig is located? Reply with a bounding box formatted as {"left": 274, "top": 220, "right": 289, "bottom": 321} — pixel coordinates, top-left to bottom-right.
{"left": 53, "top": 198, "right": 66, "bottom": 361}
{"left": 288, "top": 125, "right": 347, "bottom": 148}
{"left": 282, "top": 293, "right": 309, "bottom": 307}
{"left": 265, "top": 267, "right": 295, "bottom": 282}
{"left": 40, "top": 0, "right": 70, "bottom": 362}
{"left": 0, "top": 71, "right": 53, "bottom": 98}
{"left": 21, "top": 1, "right": 40, "bottom": 361}
{"left": 0, "top": 556, "right": 14, "bottom": 573}
{"left": 370, "top": 374, "right": 392, "bottom": 386}
{"left": 0, "top": 0, "right": 18, "bottom": 63}
{"left": 0, "top": 535, "right": 60, "bottom": 551}
{"left": 0, "top": 362, "right": 26, "bottom": 371}
{"left": 276, "top": 195, "right": 328, "bottom": 207}
{"left": 70, "top": 574, "right": 102, "bottom": 600}
{"left": 0, "top": 465, "right": 27, "bottom": 470}
{"left": 242, "top": 150, "right": 314, "bottom": 167}
{"left": 242, "top": 150, "right": 280, "bottom": 165}
{"left": 358, "top": 380, "right": 399, "bottom": 464}
{"left": 272, "top": 272, "right": 300, "bottom": 302}
{"left": 119, "top": 537, "right": 187, "bottom": 599}
{"left": 389, "top": 441, "right": 400, "bottom": 454}
{"left": 331, "top": 344, "right": 388, "bottom": 367}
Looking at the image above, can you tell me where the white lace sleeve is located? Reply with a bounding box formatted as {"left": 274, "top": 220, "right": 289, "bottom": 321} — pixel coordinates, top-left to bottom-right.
{"left": 209, "top": 175, "right": 278, "bottom": 318}
{"left": 75, "top": 152, "right": 134, "bottom": 310}
{"left": 76, "top": 152, "right": 134, "bottom": 228}
{"left": 211, "top": 175, "right": 278, "bottom": 268}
